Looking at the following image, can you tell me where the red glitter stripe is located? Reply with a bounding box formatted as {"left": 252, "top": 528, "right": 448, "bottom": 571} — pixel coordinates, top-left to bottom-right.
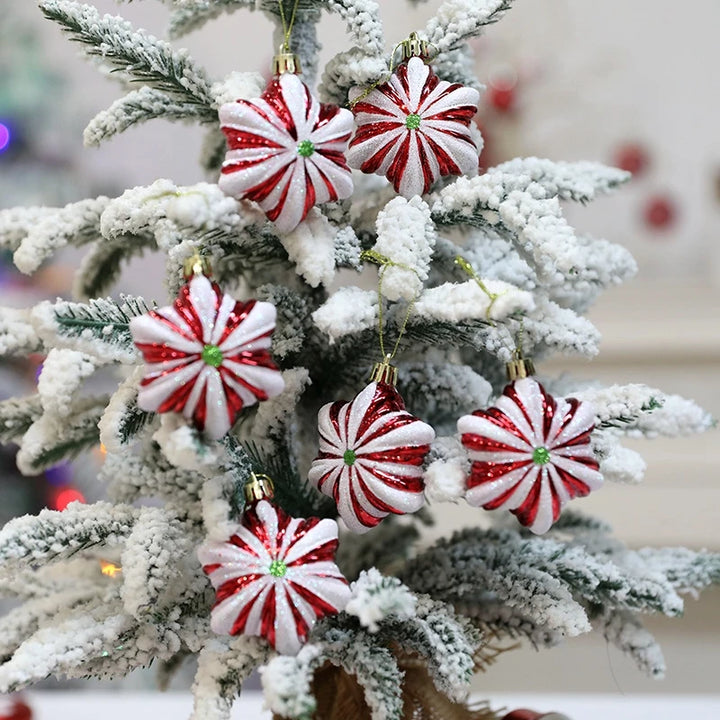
{"left": 215, "top": 574, "right": 265, "bottom": 604}
{"left": 192, "top": 380, "right": 208, "bottom": 431}
{"left": 155, "top": 374, "right": 197, "bottom": 414}
{"left": 222, "top": 127, "right": 285, "bottom": 152}
{"left": 228, "top": 532, "right": 262, "bottom": 558}
{"left": 289, "top": 580, "right": 345, "bottom": 618}
{"left": 263, "top": 79, "right": 297, "bottom": 140}
{"left": 350, "top": 121, "right": 404, "bottom": 146}
{"left": 511, "top": 474, "right": 544, "bottom": 525}
{"left": 421, "top": 132, "right": 461, "bottom": 177}
{"left": 467, "top": 459, "right": 532, "bottom": 489}
{"left": 386, "top": 133, "right": 412, "bottom": 193}
{"left": 134, "top": 342, "right": 195, "bottom": 365}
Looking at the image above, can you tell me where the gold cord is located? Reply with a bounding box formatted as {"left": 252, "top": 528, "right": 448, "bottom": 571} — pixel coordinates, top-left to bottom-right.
{"left": 455, "top": 254, "right": 503, "bottom": 321}
{"left": 277, "top": 0, "right": 301, "bottom": 52}
{"left": 361, "top": 250, "right": 421, "bottom": 361}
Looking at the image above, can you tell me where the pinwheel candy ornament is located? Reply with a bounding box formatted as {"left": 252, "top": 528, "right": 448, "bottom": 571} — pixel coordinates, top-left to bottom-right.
{"left": 129, "top": 268, "right": 285, "bottom": 440}
{"left": 198, "top": 476, "right": 350, "bottom": 656}
{"left": 347, "top": 34, "right": 480, "bottom": 198}
{"left": 308, "top": 361, "right": 436, "bottom": 533}
{"left": 458, "top": 360, "right": 602, "bottom": 534}
{"left": 217, "top": 53, "right": 354, "bottom": 233}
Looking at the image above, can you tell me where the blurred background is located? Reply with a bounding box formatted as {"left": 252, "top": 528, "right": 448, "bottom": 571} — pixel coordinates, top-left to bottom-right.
{"left": 1, "top": 0, "right": 718, "bottom": 699}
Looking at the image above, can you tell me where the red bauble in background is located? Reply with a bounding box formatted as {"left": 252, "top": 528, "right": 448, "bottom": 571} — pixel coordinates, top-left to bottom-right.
{"left": 614, "top": 142, "right": 650, "bottom": 176}
{"left": 488, "top": 83, "right": 516, "bottom": 112}
{"left": 501, "top": 710, "right": 571, "bottom": 720}
{"left": 0, "top": 697, "right": 32, "bottom": 720}
{"left": 644, "top": 194, "right": 677, "bottom": 230}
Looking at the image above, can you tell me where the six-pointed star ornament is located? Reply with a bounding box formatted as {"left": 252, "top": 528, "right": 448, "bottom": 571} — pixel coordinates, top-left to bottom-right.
{"left": 129, "top": 273, "right": 285, "bottom": 440}
{"left": 218, "top": 72, "right": 354, "bottom": 233}
{"left": 198, "top": 499, "right": 351, "bottom": 655}
{"left": 308, "top": 380, "right": 435, "bottom": 534}
{"left": 457, "top": 376, "right": 602, "bottom": 534}
{"left": 347, "top": 56, "right": 480, "bottom": 198}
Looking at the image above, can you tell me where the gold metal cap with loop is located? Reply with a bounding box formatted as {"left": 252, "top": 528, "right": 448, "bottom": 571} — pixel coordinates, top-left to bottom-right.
{"left": 273, "top": 47, "right": 302, "bottom": 76}
{"left": 506, "top": 351, "right": 536, "bottom": 382}
{"left": 183, "top": 253, "right": 212, "bottom": 279}
{"left": 399, "top": 32, "right": 431, "bottom": 62}
{"left": 244, "top": 472, "right": 276, "bottom": 504}
{"left": 369, "top": 355, "right": 399, "bottom": 386}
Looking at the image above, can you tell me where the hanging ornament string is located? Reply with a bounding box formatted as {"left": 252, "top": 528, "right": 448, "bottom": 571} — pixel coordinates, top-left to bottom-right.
{"left": 360, "top": 249, "right": 421, "bottom": 363}
{"left": 454, "top": 255, "right": 502, "bottom": 320}
{"left": 277, "top": 0, "right": 301, "bottom": 53}
{"left": 349, "top": 32, "right": 438, "bottom": 109}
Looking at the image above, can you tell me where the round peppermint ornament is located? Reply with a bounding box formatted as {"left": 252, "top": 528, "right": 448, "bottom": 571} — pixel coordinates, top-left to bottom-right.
{"left": 347, "top": 53, "right": 480, "bottom": 198}
{"left": 458, "top": 375, "right": 602, "bottom": 534}
{"left": 130, "top": 272, "right": 285, "bottom": 440}
{"left": 308, "top": 374, "right": 435, "bottom": 534}
{"left": 218, "top": 66, "right": 354, "bottom": 233}
{"left": 198, "top": 499, "right": 350, "bottom": 655}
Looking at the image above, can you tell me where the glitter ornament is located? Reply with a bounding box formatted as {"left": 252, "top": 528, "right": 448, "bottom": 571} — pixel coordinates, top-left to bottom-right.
{"left": 308, "top": 367, "right": 435, "bottom": 534}
{"left": 218, "top": 68, "right": 354, "bottom": 234}
{"left": 347, "top": 51, "right": 480, "bottom": 198}
{"left": 198, "top": 498, "right": 350, "bottom": 655}
{"left": 458, "top": 374, "right": 602, "bottom": 535}
{"left": 130, "top": 272, "right": 285, "bottom": 440}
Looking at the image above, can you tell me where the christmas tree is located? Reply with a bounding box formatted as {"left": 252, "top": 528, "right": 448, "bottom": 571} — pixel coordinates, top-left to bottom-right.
{"left": 0, "top": 1, "right": 718, "bottom": 718}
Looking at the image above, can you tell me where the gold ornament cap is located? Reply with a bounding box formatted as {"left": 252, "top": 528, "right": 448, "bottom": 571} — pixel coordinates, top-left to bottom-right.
{"left": 506, "top": 356, "right": 536, "bottom": 382}
{"left": 273, "top": 50, "right": 302, "bottom": 75}
{"left": 399, "top": 32, "right": 430, "bottom": 61}
{"left": 183, "top": 254, "right": 212, "bottom": 279}
{"left": 244, "top": 473, "right": 275, "bottom": 503}
{"left": 369, "top": 356, "right": 398, "bottom": 386}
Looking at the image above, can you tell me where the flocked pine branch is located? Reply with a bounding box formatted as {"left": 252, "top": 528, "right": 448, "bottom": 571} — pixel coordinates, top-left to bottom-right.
{"left": 85, "top": 87, "right": 215, "bottom": 147}
{"left": 40, "top": 1, "right": 217, "bottom": 113}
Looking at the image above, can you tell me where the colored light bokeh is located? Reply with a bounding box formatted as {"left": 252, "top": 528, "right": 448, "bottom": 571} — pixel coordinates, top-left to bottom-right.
{"left": 51, "top": 487, "right": 86, "bottom": 511}
{"left": 0, "top": 122, "right": 11, "bottom": 153}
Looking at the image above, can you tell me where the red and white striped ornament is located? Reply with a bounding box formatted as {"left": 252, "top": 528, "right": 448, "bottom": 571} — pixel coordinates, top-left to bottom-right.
{"left": 308, "top": 368, "right": 435, "bottom": 534}
{"left": 218, "top": 68, "right": 354, "bottom": 234}
{"left": 347, "top": 50, "right": 480, "bottom": 198}
{"left": 198, "top": 498, "right": 350, "bottom": 655}
{"left": 458, "top": 373, "right": 602, "bottom": 534}
{"left": 130, "top": 271, "right": 284, "bottom": 440}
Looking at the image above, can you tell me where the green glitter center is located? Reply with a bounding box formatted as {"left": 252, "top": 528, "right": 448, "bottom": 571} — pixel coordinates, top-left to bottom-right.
{"left": 269, "top": 559, "right": 287, "bottom": 578}
{"left": 297, "top": 139, "right": 315, "bottom": 157}
{"left": 201, "top": 344, "right": 223, "bottom": 368}
{"left": 532, "top": 447, "right": 551, "bottom": 465}
{"left": 343, "top": 449, "right": 357, "bottom": 466}
{"left": 405, "top": 113, "right": 422, "bottom": 130}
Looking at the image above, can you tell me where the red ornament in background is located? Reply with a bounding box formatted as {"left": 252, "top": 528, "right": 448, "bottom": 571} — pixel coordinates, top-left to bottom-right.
{"left": 501, "top": 711, "right": 571, "bottom": 720}
{"left": 0, "top": 697, "right": 32, "bottom": 720}
{"left": 614, "top": 142, "right": 650, "bottom": 176}
{"left": 488, "top": 83, "right": 516, "bottom": 112}
{"left": 644, "top": 194, "right": 677, "bottom": 230}
{"left": 487, "top": 68, "right": 519, "bottom": 113}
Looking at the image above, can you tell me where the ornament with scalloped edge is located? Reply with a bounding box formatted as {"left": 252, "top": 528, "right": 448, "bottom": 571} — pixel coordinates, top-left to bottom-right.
{"left": 130, "top": 272, "right": 284, "bottom": 440}
{"left": 347, "top": 54, "right": 480, "bottom": 198}
{"left": 308, "top": 369, "right": 435, "bottom": 534}
{"left": 458, "top": 374, "right": 602, "bottom": 534}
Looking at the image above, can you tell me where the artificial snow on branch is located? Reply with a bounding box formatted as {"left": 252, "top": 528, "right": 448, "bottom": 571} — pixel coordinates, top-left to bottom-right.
{"left": 424, "top": 0, "right": 513, "bottom": 53}
{"left": 40, "top": 1, "right": 216, "bottom": 111}
{"left": 31, "top": 296, "right": 150, "bottom": 365}
{"left": 84, "top": 87, "right": 216, "bottom": 147}
{"left": 12, "top": 197, "right": 107, "bottom": 274}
